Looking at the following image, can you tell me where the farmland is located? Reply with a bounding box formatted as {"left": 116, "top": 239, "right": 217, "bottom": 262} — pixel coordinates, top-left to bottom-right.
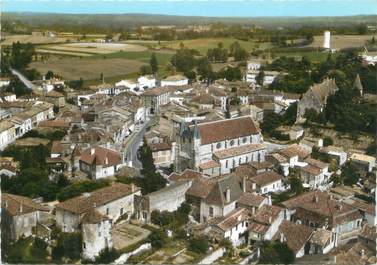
{"left": 161, "top": 38, "right": 272, "bottom": 54}
{"left": 36, "top": 42, "right": 147, "bottom": 57}
{"left": 307, "top": 34, "right": 376, "bottom": 49}
{"left": 29, "top": 56, "right": 145, "bottom": 81}
{"left": 1, "top": 34, "right": 68, "bottom": 45}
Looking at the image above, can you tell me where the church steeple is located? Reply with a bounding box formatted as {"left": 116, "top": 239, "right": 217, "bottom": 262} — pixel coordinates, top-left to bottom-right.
{"left": 353, "top": 74, "right": 363, "bottom": 96}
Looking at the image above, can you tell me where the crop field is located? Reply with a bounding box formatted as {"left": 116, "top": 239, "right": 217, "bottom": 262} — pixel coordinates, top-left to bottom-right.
{"left": 29, "top": 55, "right": 145, "bottom": 80}
{"left": 308, "top": 34, "right": 376, "bottom": 49}
{"left": 162, "top": 38, "right": 272, "bottom": 54}
{"left": 274, "top": 51, "right": 339, "bottom": 62}
{"left": 37, "top": 42, "right": 148, "bottom": 57}
{"left": 1, "top": 34, "right": 68, "bottom": 45}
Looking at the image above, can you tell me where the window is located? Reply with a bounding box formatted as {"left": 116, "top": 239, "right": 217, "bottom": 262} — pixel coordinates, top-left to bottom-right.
{"left": 98, "top": 231, "right": 102, "bottom": 237}
{"left": 83, "top": 242, "right": 86, "bottom": 249}
{"left": 106, "top": 208, "right": 109, "bottom": 215}
{"left": 226, "top": 160, "right": 228, "bottom": 168}
{"left": 230, "top": 140, "right": 234, "bottom": 146}
{"left": 120, "top": 208, "right": 124, "bottom": 215}
{"left": 209, "top": 207, "right": 214, "bottom": 217}
{"left": 216, "top": 143, "right": 221, "bottom": 149}
{"left": 242, "top": 137, "right": 247, "bottom": 143}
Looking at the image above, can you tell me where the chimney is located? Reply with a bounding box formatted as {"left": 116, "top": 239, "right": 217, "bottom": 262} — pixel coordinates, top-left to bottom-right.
{"left": 105, "top": 157, "right": 109, "bottom": 165}
{"left": 91, "top": 148, "right": 95, "bottom": 155}
{"left": 4, "top": 200, "right": 8, "bottom": 209}
{"left": 242, "top": 177, "right": 246, "bottom": 193}
{"left": 131, "top": 183, "right": 136, "bottom": 192}
{"left": 313, "top": 195, "right": 319, "bottom": 203}
{"left": 267, "top": 195, "right": 272, "bottom": 206}
{"left": 269, "top": 216, "right": 272, "bottom": 224}
{"left": 226, "top": 188, "right": 231, "bottom": 203}
{"left": 19, "top": 204, "right": 23, "bottom": 213}
{"left": 360, "top": 249, "right": 365, "bottom": 258}
{"left": 93, "top": 203, "right": 96, "bottom": 208}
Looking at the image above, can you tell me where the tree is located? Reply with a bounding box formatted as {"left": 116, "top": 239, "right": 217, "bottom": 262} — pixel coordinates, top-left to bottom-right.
{"left": 150, "top": 53, "right": 158, "bottom": 74}
{"left": 148, "top": 230, "right": 167, "bottom": 249}
{"left": 259, "top": 241, "right": 295, "bottom": 264}
{"left": 282, "top": 102, "right": 297, "bottom": 126}
{"left": 323, "top": 137, "right": 333, "bottom": 147}
{"left": 256, "top": 70, "right": 265, "bottom": 86}
{"left": 341, "top": 162, "right": 360, "bottom": 186}
{"left": 52, "top": 233, "right": 82, "bottom": 261}
{"left": 93, "top": 247, "right": 120, "bottom": 264}
{"left": 197, "top": 57, "right": 213, "bottom": 84}
{"left": 45, "top": 70, "right": 54, "bottom": 80}
{"left": 188, "top": 237, "right": 209, "bottom": 254}
{"left": 139, "top": 65, "right": 152, "bottom": 75}
{"left": 289, "top": 174, "right": 304, "bottom": 195}
{"left": 138, "top": 138, "right": 167, "bottom": 194}
{"left": 261, "top": 112, "right": 282, "bottom": 136}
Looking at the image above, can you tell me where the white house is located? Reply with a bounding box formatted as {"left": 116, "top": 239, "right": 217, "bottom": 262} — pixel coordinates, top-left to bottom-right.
{"left": 247, "top": 171, "right": 284, "bottom": 195}
{"left": 209, "top": 208, "right": 251, "bottom": 246}
{"left": 79, "top": 146, "right": 123, "bottom": 180}
{"left": 349, "top": 153, "right": 376, "bottom": 173}
{"left": 319, "top": 146, "right": 347, "bottom": 166}
{"left": 161, "top": 75, "right": 188, "bottom": 87}
{"left": 299, "top": 158, "right": 331, "bottom": 190}
{"left": 249, "top": 204, "right": 285, "bottom": 241}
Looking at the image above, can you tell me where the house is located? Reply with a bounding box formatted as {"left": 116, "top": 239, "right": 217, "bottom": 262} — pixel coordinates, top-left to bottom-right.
{"left": 142, "top": 86, "right": 173, "bottom": 114}
{"left": 236, "top": 192, "right": 270, "bottom": 214}
{"left": 278, "top": 144, "right": 311, "bottom": 168}
{"left": 161, "top": 75, "right": 188, "bottom": 87}
{"left": 81, "top": 209, "right": 113, "bottom": 260}
{"left": 79, "top": 146, "right": 123, "bottom": 180}
{"left": 297, "top": 78, "right": 338, "bottom": 121}
{"left": 249, "top": 105, "right": 264, "bottom": 122}
{"left": 345, "top": 199, "right": 376, "bottom": 226}
{"left": 349, "top": 153, "right": 376, "bottom": 173}
{"left": 276, "top": 125, "right": 304, "bottom": 140}
{"left": 246, "top": 171, "right": 284, "bottom": 195}
{"left": 309, "top": 228, "right": 337, "bottom": 255}
{"left": 248, "top": 204, "right": 285, "bottom": 241}
{"left": 1, "top": 193, "right": 50, "bottom": 241}
{"left": 319, "top": 145, "right": 347, "bottom": 166}
{"left": 208, "top": 208, "right": 252, "bottom": 246}
{"left": 176, "top": 116, "right": 264, "bottom": 172}
{"left": 0, "top": 164, "right": 17, "bottom": 177}
{"left": 149, "top": 142, "right": 173, "bottom": 167}
{"left": 168, "top": 169, "right": 204, "bottom": 184}
{"left": 45, "top": 90, "right": 65, "bottom": 107}
{"left": 186, "top": 174, "right": 244, "bottom": 223}
{"left": 135, "top": 180, "right": 192, "bottom": 223}
{"left": 273, "top": 220, "right": 314, "bottom": 258}
{"left": 55, "top": 183, "right": 141, "bottom": 232}
{"left": 283, "top": 191, "right": 363, "bottom": 241}
{"left": 299, "top": 158, "right": 331, "bottom": 190}
{"left": 0, "top": 120, "right": 16, "bottom": 150}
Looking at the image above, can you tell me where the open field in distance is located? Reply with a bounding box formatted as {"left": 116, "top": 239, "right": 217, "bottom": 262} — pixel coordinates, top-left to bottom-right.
{"left": 0, "top": 34, "right": 68, "bottom": 45}
{"left": 29, "top": 56, "right": 145, "bottom": 80}
{"left": 308, "top": 34, "right": 376, "bottom": 49}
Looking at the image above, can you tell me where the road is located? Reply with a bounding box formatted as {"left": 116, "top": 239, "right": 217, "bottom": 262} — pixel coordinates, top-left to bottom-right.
{"left": 10, "top": 68, "right": 36, "bottom": 90}
{"left": 124, "top": 119, "right": 153, "bottom": 169}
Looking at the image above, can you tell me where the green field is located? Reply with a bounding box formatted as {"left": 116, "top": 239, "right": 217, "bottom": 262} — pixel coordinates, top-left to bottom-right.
{"left": 273, "top": 51, "right": 339, "bottom": 62}
{"left": 162, "top": 38, "right": 272, "bottom": 54}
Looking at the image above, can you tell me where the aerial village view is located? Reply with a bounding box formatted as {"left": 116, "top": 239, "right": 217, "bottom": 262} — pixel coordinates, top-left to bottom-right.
{"left": 0, "top": 0, "right": 376, "bottom": 264}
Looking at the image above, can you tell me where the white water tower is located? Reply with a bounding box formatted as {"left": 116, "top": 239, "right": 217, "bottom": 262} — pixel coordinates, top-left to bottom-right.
{"left": 323, "top": 31, "right": 331, "bottom": 49}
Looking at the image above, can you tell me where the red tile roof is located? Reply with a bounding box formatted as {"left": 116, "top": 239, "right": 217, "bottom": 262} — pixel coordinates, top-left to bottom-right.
{"left": 80, "top": 146, "right": 121, "bottom": 166}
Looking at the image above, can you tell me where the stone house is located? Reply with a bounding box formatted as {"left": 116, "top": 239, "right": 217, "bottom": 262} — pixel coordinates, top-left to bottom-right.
{"left": 161, "top": 75, "right": 188, "bottom": 87}
{"left": 149, "top": 142, "right": 173, "bottom": 167}
{"left": 186, "top": 174, "right": 244, "bottom": 223}
{"left": 357, "top": 224, "right": 376, "bottom": 253}
{"left": 309, "top": 228, "right": 337, "bottom": 255}
{"left": 81, "top": 209, "right": 113, "bottom": 260}
{"left": 297, "top": 78, "right": 338, "bottom": 120}
{"left": 142, "top": 86, "right": 173, "bottom": 114}
{"left": 246, "top": 171, "right": 284, "bottom": 195}
{"left": 135, "top": 180, "right": 192, "bottom": 223}
{"left": 1, "top": 193, "right": 50, "bottom": 241}
{"left": 273, "top": 220, "right": 314, "bottom": 258}
{"left": 283, "top": 191, "right": 363, "bottom": 241}
{"left": 319, "top": 145, "right": 347, "bottom": 166}
{"left": 248, "top": 204, "right": 286, "bottom": 241}
{"left": 349, "top": 153, "right": 376, "bottom": 173}
{"left": 236, "top": 192, "right": 270, "bottom": 215}
{"left": 55, "top": 183, "right": 141, "bottom": 232}
{"left": 208, "top": 208, "right": 252, "bottom": 247}
{"left": 79, "top": 146, "right": 122, "bottom": 180}
{"left": 299, "top": 158, "right": 331, "bottom": 190}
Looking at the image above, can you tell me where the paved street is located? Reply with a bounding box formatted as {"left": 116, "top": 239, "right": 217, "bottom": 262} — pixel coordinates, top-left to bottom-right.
{"left": 124, "top": 118, "right": 153, "bottom": 169}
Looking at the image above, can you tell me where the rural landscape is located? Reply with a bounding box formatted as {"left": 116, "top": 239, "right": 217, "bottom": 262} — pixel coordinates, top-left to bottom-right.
{"left": 0, "top": 2, "right": 376, "bottom": 265}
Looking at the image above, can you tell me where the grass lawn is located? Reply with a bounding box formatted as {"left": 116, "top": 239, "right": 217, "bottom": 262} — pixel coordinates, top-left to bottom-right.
{"left": 162, "top": 38, "right": 272, "bottom": 55}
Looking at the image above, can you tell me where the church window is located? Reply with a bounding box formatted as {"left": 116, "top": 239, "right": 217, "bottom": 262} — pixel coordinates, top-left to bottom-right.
{"left": 230, "top": 140, "right": 235, "bottom": 146}
{"left": 243, "top": 137, "right": 247, "bottom": 143}
{"left": 216, "top": 143, "right": 221, "bottom": 149}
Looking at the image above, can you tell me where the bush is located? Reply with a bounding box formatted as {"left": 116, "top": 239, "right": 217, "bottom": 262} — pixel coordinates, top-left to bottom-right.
{"left": 259, "top": 241, "right": 295, "bottom": 264}
{"left": 188, "top": 237, "right": 209, "bottom": 254}
{"left": 148, "top": 229, "right": 167, "bottom": 249}
{"left": 93, "top": 247, "right": 120, "bottom": 264}
{"left": 323, "top": 137, "right": 333, "bottom": 147}
{"left": 57, "top": 179, "right": 110, "bottom": 201}
{"left": 52, "top": 232, "right": 82, "bottom": 261}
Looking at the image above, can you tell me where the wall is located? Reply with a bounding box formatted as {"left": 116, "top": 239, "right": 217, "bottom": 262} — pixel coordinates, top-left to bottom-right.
{"left": 198, "top": 247, "right": 225, "bottom": 264}
{"left": 82, "top": 220, "right": 113, "bottom": 260}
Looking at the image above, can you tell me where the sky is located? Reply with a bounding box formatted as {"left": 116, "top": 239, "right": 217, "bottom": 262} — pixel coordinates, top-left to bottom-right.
{"left": 2, "top": 0, "right": 377, "bottom": 17}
